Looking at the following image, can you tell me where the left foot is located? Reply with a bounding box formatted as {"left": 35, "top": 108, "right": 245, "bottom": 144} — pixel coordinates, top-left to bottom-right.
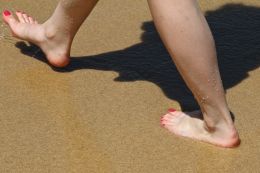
{"left": 2, "top": 10, "right": 71, "bottom": 67}
{"left": 160, "top": 109, "right": 240, "bottom": 148}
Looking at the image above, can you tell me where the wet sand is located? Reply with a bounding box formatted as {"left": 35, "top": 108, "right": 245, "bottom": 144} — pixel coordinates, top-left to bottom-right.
{"left": 0, "top": 0, "right": 260, "bottom": 172}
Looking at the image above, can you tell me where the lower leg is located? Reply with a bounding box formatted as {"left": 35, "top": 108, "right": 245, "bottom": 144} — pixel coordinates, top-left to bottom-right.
{"left": 2, "top": 0, "right": 98, "bottom": 67}
{"left": 45, "top": 0, "right": 99, "bottom": 40}
{"left": 148, "top": 0, "right": 239, "bottom": 147}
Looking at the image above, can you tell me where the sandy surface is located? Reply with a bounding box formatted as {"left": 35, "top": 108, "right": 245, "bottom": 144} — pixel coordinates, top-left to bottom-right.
{"left": 0, "top": 0, "right": 259, "bottom": 172}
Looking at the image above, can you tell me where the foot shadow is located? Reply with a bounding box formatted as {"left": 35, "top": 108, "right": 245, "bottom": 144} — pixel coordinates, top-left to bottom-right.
{"left": 16, "top": 4, "right": 260, "bottom": 115}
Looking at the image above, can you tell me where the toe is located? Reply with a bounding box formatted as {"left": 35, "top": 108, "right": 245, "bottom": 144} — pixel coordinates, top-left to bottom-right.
{"left": 160, "top": 119, "right": 170, "bottom": 128}
{"left": 160, "top": 113, "right": 174, "bottom": 126}
{"left": 168, "top": 108, "right": 176, "bottom": 113}
{"left": 2, "top": 10, "right": 18, "bottom": 29}
{"left": 22, "top": 13, "right": 30, "bottom": 23}
{"left": 160, "top": 122, "right": 165, "bottom": 127}
{"left": 162, "top": 113, "right": 174, "bottom": 120}
{"left": 15, "top": 11, "right": 26, "bottom": 23}
{"left": 28, "top": 16, "right": 34, "bottom": 24}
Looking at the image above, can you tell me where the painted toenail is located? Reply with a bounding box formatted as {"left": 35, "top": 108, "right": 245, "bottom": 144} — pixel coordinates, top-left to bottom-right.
{"left": 160, "top": 123, "right": 165, "bottom": 127}
{"left": 3, "top": 10, "right": 11, "bottom": 16}
{"left": 168, "top": 108, "right": 176, "bottom": 112}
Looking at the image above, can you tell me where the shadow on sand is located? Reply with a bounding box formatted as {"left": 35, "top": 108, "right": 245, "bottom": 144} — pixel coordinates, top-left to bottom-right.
{"left": 16, "top": 4, "right": 260, "bottom": 111}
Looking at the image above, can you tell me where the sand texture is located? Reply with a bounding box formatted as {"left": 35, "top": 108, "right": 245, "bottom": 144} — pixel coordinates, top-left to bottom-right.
{"left": 0, "top": 0, "right": 259, "bottom": 172}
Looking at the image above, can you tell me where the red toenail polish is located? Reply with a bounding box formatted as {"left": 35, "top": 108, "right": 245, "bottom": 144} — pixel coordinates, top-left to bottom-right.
{"left": 3, "top": 10, "right": 11, "bottom": 16}
{"left": 168, "top": 108, "right": 176, "bottom": 112}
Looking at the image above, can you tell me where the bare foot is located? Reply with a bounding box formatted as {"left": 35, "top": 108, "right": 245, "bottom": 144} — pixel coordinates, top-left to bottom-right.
{"left": 2, "top": 10, "right": 70, "bottom": 67}
{"left": 160, "top": 109, "right": 240, "bottom": 148}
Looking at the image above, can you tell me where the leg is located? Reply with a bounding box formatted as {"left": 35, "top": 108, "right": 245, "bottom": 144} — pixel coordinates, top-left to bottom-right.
{"left": 2, "top": 0, "right": 99, "bottom": 67}
{"left": 148, "top": 0, "right": 240, "bottom": 147}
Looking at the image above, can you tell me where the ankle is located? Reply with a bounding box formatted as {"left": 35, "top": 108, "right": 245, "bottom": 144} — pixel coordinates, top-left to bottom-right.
{"left": 204, "top": 103, "right": 234, "bottom": 122}
{"left": 204, "top": 117, "right": 239, "bottom": 138}
{"left": 202, "top": 107, "right": 236, "bottom": 131}
{"left": 43, "top": 18, "right": 75, "bottom": 40}
{"left": 43, "top": 22, "right": 59, "bottom": 40}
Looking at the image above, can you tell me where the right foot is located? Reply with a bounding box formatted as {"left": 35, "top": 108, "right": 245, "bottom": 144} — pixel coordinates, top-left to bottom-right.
{"left": 160, "top": 109, "right": 240, "bottom": 148}
{"left": 2, "top": 10, "right": 70, "bottom": 67}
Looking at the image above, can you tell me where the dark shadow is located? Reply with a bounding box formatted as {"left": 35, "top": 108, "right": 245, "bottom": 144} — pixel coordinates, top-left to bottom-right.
{"left": 16, "top": 4, "right": 260, "bottom": 113}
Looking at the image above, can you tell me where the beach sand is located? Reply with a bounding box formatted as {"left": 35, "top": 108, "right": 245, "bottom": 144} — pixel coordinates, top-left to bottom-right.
{"left": 0, "top": 0, "right": 259, "bottom": 172}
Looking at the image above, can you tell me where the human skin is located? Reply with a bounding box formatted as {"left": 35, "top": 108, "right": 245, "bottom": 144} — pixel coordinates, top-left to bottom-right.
{"left": 2, "top": 0, "right": 98, "bottom": 67}
{"left": 148, "top": 0, "right": 239, "bottom": 147}
{"left": 2, "top": 0, "right": 240, "bottom": 147}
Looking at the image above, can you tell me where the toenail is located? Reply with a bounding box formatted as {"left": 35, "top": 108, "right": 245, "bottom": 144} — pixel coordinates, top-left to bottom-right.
{"left": 3, "top": 10, "right": 11, "bottom": 16}
{"left": 168, "top": 108, "right": 176, "bottom": 112}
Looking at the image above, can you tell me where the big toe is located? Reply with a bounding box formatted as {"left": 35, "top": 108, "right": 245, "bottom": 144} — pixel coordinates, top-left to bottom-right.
{"left": 2, "top": 10, "right": 18, "bottom": 30}
{"left": 2, "top": 10, "right": 24, "bottom": 38}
